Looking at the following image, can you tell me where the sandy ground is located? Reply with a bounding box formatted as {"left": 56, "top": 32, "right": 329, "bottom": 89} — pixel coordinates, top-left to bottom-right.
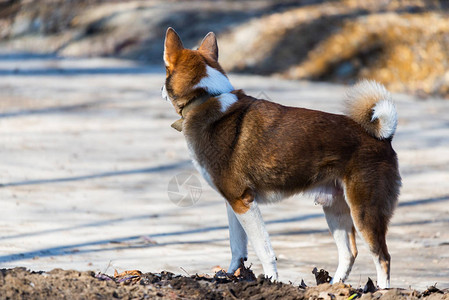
{"left": 0, "top": 53, "right": 448, "bottom": 291}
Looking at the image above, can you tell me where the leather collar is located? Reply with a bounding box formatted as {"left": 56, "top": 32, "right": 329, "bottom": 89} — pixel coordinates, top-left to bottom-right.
{"left": 171, "top": 94, "right": 211, "bottom": 132}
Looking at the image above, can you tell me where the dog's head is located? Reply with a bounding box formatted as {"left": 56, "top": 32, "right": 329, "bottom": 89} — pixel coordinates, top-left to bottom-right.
{"left": 161, "top": 28, "right": 233, "bottom": 115}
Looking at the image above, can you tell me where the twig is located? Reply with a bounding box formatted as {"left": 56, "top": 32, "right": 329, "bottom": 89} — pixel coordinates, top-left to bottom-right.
{"left": 180, "top": 267, "right": 190, "bottom": 276}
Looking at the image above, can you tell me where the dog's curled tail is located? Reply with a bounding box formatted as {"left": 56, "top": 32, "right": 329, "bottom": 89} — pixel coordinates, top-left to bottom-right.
{"left": 344, "top": 80, "right": 397, "bottom": 139}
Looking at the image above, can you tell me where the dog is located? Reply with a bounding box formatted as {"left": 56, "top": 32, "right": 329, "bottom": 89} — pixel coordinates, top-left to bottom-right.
{"left": 161, "top": 27, "right": 401, "bottom": 289}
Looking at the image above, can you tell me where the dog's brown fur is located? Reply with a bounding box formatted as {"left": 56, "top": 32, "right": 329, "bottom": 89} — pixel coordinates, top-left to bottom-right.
{"left": 163, "top": 28, "right": 401, "bottom": 286}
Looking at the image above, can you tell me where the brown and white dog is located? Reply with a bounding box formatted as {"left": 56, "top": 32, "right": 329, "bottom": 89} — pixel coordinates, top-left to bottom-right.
{"left": 162, "top": 28, "right": 401, "bottom": 289}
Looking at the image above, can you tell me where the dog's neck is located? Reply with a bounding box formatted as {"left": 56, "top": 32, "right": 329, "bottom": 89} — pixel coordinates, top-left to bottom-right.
{"left": 171, "top": 93, "right": 213, "bottom": 132}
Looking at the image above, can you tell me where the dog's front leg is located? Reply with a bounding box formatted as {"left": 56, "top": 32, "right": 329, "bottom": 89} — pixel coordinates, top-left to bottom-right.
{"left": 230, "top": 197, "right": 278, "bottom": 280}
{"left": 226, "top": 202, "right": 248, "bottom": 274}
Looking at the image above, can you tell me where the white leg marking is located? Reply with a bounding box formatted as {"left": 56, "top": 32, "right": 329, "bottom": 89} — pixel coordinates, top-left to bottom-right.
{"left": 234, "top": 200, "right": 278, "bottom": 280}
{"left": 226, "top": 202, "right": 248, "bottom": 274}
{"left": 217, "top": 93, "right": 238, "bottom": 113}
{"left": 195, "top": 65, "right": 234, "bottom": 95}
{"left": 323, "top": 195, "right": 357, "bottom": 284}
{"left": 373, "top": 257, "right": 389, "bottom": 289}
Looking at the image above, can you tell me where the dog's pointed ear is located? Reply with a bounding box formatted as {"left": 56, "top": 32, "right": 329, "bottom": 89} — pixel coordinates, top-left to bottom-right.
{"left": 164, "top": 27, "right": 184, "bottom": 66}
{"left": 198, "top": 32, "right": 218, "bottom": 61}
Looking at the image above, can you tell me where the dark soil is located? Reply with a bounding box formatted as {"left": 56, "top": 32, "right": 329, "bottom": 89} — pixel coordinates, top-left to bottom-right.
{"left": 1, "top": 267, "right": 448, "bottom": 300}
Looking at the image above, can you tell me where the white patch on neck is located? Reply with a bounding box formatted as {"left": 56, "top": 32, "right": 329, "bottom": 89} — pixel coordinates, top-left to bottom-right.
{"left": 217, "top": 93, "right": 238, "bottom": 112}
{"left": 195, "top": 65, "right": 234, "bottom": 95}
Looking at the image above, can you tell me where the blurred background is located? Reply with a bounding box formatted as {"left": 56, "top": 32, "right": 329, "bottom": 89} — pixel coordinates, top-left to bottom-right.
{"left": 1, "top": 0, "right": 449, "bottom": 97}
{"left": 0, "top": 0, "right": 448, "bottom": 290}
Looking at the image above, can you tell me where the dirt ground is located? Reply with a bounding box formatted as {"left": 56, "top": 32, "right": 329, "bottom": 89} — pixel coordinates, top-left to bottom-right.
{"left": 0, "top": 55, "right": 449, "bottom": 298}
{"left": 1, "top": 267, "right": 448, "bottom": 300}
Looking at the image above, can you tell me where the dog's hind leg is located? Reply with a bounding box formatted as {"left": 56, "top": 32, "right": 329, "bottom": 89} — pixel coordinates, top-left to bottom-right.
{"left": 228, "top": 190, "right": 278, "bottom": 280}
{"left": 226, "top": 202, "right": 248, "bottom": 274}
{"left": 344, "top": 170, "right": 400, "bottom": 289}
{"left": 321, "top": 193, "right": 358, "bottom": 284}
